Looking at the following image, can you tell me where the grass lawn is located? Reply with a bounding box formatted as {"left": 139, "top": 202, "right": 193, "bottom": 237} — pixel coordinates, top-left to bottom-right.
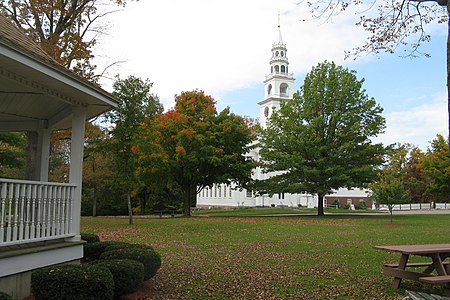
{"left": 81, "top": 214, "right": 450, "bottom": 299}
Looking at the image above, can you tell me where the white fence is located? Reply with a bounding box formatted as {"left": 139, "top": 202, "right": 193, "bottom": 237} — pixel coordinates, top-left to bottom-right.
{"left": 379, "top": 203, "right": 450, "bottom": 211}
{"left": 0, "top": 179, "right": 76, "bottom": 247}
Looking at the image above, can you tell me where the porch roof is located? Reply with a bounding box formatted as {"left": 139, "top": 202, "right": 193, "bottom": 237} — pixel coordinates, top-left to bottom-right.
{"left": 0, "top": 15, "right": 118, "bottom": 131}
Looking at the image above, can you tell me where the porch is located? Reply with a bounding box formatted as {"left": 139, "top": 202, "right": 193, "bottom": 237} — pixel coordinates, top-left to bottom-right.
{"left": 0, "top": 14, "right": 117, "bottom": 299}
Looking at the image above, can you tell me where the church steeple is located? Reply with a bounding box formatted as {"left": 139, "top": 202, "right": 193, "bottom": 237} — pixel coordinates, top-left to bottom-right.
{"left": 259, "top": 19, "right": 295, "bottom": 128}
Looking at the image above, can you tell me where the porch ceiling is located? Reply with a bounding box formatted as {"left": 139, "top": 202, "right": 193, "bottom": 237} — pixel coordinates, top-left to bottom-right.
{"left": 0, "top": 15, "right": 118, "bottom": 132}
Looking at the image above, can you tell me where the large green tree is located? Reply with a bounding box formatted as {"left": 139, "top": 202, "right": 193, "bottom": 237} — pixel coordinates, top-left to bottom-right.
{"left": 135, "top": 90, "right": 256, "bottom": 216}
{"left": 257, "top": 61, "right": 386, "bottom": 216}
{"left": 303, "top": 0, "right": 449, "bottom": 139}
{"left": 105, "top": 75, "right": 163, "bottom": 224}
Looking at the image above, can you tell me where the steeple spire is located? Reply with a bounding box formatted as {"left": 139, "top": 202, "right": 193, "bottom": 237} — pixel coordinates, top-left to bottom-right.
{"left": 277, "top": 13, "right": 283, "bottom": 44}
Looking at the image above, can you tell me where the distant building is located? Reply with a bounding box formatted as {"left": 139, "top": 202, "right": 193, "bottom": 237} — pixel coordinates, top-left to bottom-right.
{"left": 196, "top": 23, "right": 371, "bottom": 209}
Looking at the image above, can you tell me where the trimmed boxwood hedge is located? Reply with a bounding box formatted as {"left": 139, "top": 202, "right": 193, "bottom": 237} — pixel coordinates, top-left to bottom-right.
{"left": 0, "top": 292, "right": 12, "bottom": 300}
{"left": 100, "top": 248, "right": 161, "bottom": 280}
{"left": 80, "top": 233, "right": 100, "bottom": 243}
{"left": 91, "top": 259, "right": 144, "bottom": 295}
{"left": 104, "top": 242, "right": 154, "bottom": 252}
{"left": 31, "top": 264, "right": 114, "bottom": 300}
{"left": 83, "top": 241, "right": 127, "bottom": 261}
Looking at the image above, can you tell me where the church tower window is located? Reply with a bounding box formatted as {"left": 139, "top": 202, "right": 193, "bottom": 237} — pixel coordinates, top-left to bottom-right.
{"left": 264, "top": 106, "right": 269, "bottom": 117}
{"left": 274, "top": 65, "right": 279, "bottom": 73}
{"left": 267, "top": 84, "right": 272, "bottom": 95}
{"left": 281, "top": 65, "right": 286, "bottom": 73}
{"left": 280, "top": 83, "right": 288, "bottom": 96}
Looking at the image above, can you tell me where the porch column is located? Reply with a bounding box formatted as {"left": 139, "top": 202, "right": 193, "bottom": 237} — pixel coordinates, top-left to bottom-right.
{"left": 68, "top": 106, "right": 86, "bottom": 241}
{"left": 35, "top": 127, "right": 51, "bottom": 182}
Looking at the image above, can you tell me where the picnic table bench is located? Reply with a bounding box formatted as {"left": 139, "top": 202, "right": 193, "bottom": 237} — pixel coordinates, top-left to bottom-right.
{"left": 374, "top": 244, "right": 450, "bottom": 296}
{"left": 406, "top": 290, "right": 450, "bottom": 300}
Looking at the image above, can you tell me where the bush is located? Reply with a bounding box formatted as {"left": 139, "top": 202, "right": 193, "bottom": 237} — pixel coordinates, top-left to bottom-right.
{"left": 91, "top": 259, "right": 144, "bottom": 296}
{"left": 0, "top": 292, "right": 12, "bottom": 300}
{"left": 31, "top": 264, "right": 114, "bottom": 300}
{"left": 80, "top": 233, "right": 100, "bottom": 243}
{"left": 357, "top": 202, "right": 367, "bottom": 210}
{"left": 100, "top": 248, "right": 161, "bottom": 280}
{"left": 83, "top": 241, "right": 127, "bottom": 261}
{"left": 104, "top": 243, "right": 154, "bottom": 252}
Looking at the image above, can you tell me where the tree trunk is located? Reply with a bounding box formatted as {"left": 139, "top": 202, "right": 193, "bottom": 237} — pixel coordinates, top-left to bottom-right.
{"left": 25, "top": 132, "right": 38, "bottom": 180}
{"left": 183, "top": 186, "right": 191, "bottom": 217}
{"left": 92, "top": 184, "right": 97, "bottom": 217}
{"left": 388, "top": 205, "right": 393, "bottom": 224}
{"left": 127, "top": 191, "right": 133, "bottom": 225}
{"left": 317, "top": 194, "right": 325, "bottom": 216}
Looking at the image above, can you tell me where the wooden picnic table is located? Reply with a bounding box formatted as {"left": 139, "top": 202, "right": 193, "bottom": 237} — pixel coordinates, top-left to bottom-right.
{"left": 374, "top": 244, "right": 450, "bottom": 295}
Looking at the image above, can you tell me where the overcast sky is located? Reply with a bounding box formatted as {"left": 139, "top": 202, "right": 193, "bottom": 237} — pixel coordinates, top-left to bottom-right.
{"left": 93, "top": 0, "right": 448, "bottom": 150}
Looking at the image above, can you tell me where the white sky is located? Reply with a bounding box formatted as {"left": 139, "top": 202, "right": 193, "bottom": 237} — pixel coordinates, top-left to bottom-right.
{"left": 93, "top": 0, "right": 448, "bottom": 150}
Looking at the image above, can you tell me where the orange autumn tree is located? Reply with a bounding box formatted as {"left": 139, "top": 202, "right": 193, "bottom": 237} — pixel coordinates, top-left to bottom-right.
{"left": 135, "top": 90, "right": 256, "bottom": 216}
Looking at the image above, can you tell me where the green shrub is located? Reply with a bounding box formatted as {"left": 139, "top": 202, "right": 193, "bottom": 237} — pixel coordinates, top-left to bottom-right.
{"left": 357, "top": 202, "right": 367, "bottom": 210}
{"left": 91, "top": 259, "right": 144, "bottom": 296}
{"left": 0, "top": 292, "right": 12, "bottom": 300}
{"left": 104, "top": 242, "right": 154, "bottom": 252}
{"left": 31, "top": 264, "right": 114, "bottom": 300}
{"left": 80, "top": 233, "right": 100, "bottom": 243}
{"left": 100, "top": 248, "right": 161, "bottom": 280}
{"left": 83, "top": 241, "right": 126, "bottom": 261}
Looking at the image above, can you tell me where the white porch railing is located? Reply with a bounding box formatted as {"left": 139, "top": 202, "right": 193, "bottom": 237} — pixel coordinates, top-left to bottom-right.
{"left": 0, "top": 178, "right": 76, "bottom": 247}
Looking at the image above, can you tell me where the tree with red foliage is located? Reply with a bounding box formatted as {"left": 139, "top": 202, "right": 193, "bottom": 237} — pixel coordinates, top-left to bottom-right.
{"left": 135, "top": 90, "right": 256, "bottom": 216}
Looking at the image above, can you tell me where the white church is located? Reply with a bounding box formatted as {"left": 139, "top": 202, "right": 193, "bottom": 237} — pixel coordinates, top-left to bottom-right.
{"left": 196, "top": 24, "right": 371, "bottom": 209}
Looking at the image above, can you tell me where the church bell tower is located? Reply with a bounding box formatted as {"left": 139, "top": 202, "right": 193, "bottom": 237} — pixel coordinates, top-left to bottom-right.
{"left": 259, "top": 20, "right": 295, "bottom": 128}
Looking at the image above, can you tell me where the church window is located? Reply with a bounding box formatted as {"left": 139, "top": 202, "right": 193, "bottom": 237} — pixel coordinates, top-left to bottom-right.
{"left": 267, "top": 84, "right": 272, "bottom": 95}
{"left": 218, "top": 186, "right": 221, "bottom": 197}
{"left": 274, "top": 65, "right": 279, "bottom": 73}
{"left": 278, "top": 193, "right": 285, "bottom": 199}
{"left": 214, "top": 186, "right": 217, "bottom": 197}
{"left": 280, "top": 83, "right": 288, "bottom": 96}
{"left": 271, "top": 66, "right": 273, "bottom": 73}
{"left": 229, "top": 186, "right": 232, "bottom": 197}
{"left": 281, "top": 65, "right": 286, "bottom": 73}
{"left": 210, "top": 188, "right": 212, "bottom": 197}
{"left": 246, "top": 190, "right": 253, "bottom": 197}
{"left": 264, "top": 106, "right": 269, "bottom": 117}
{"left": 286, "top": 66, "right": 288, "bottom": 73}
{"left": 223, "top": 185, "right": 227, "bottom": 197}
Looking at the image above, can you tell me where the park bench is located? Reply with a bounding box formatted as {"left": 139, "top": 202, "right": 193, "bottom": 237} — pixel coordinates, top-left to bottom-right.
{"left": 405, "top": 290, "right": 450, "bottom": 300}
{"left": 385, "top": 262, "right": 450, "bottom": 269}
